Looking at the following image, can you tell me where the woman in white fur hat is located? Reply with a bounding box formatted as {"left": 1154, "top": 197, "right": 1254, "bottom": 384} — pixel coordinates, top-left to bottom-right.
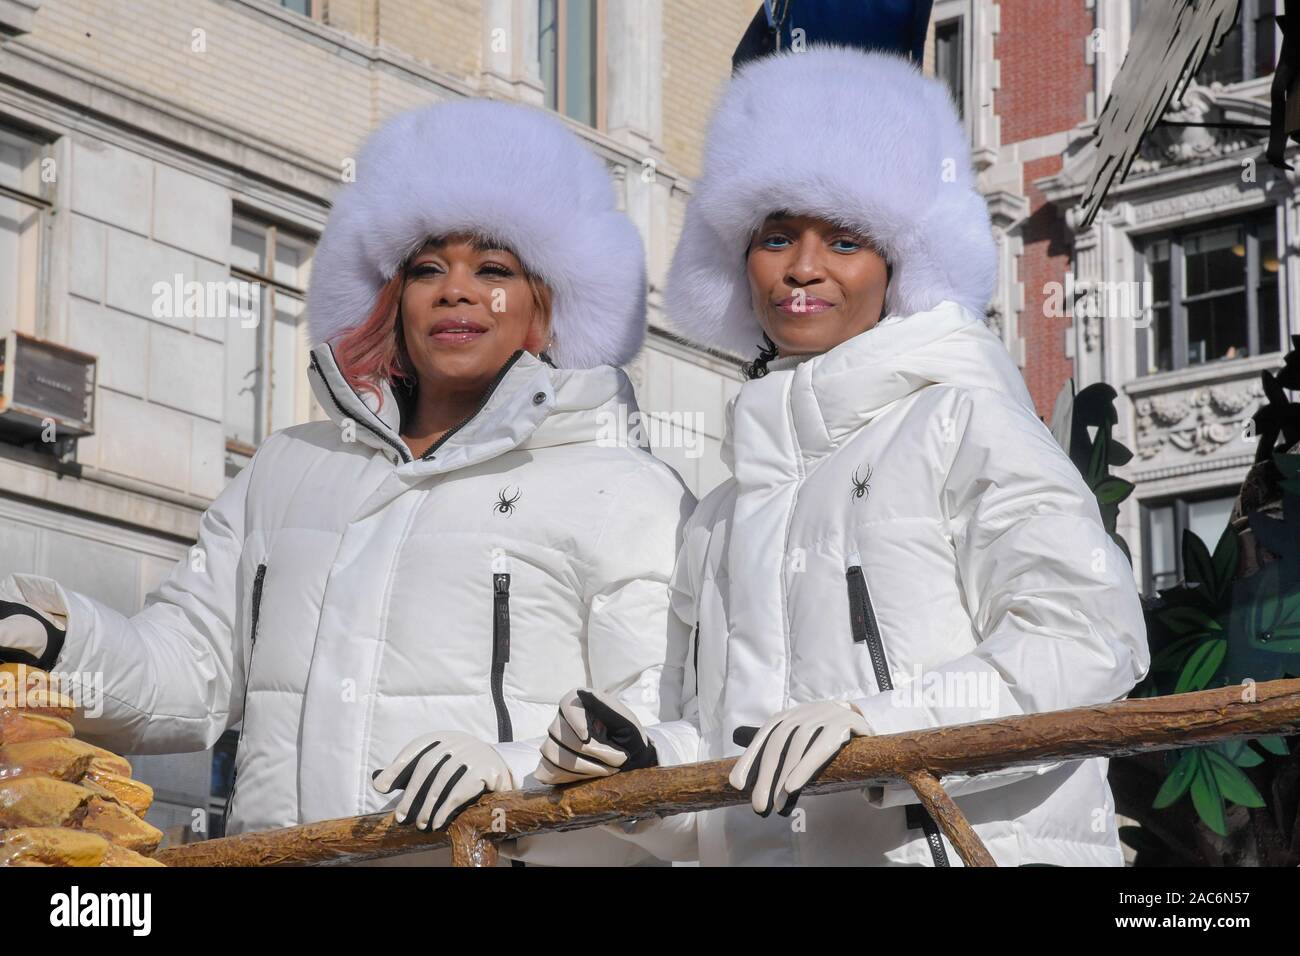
{"left": 0, "top": 98, "right": 693, "bottom": 864}
{"left": 536, "top": 43, "right": 1150, "bottom": 866}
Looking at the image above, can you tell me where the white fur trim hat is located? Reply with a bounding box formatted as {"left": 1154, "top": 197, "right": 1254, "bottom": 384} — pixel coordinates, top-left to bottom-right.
{"left": 665, "top": 45, "right": 997, "bottom": 356}
{"left": 306, "top": 98, "right": 646, "bottom": 369}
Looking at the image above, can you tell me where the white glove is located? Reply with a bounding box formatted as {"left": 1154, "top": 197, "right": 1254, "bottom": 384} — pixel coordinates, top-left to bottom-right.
{"left": 0, "top": 593, "right": 67, "bottom": 671}
{"left": 729, "top": 700, "right": 872, "bottom": 817}
{"left": 534, "top": 688, "right": 658, "bottom": 785}
{"left": 372, "top": 731, "right": 515, "bottom": 831}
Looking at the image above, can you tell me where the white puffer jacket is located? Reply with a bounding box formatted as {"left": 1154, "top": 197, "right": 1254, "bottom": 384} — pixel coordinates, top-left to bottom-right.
{"left": 639, "top": 300, "right": 1152, "bottom": 866}
{"left": 17, "top": 341, "right": 694, "bottom": 859}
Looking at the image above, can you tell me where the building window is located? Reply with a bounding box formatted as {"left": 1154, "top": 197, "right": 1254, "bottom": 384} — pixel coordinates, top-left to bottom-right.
{"left": 0, "top": 125, "right": 51, "bottom": 336}
{"left": 1137, "top": 212, "right": 1283, "bottom": 375}
{"left": 1142, "top": 491, "right": 1237, "bottom": 594}
{"left": 1131, "top": 0, "right": 1276, "bottom": 85}
{"left": 1143, "top": 492, "right": 1238, "bottom": 593}
{"left": 278, "top": 0, "right": 318, "bottom": 18}
{"left": 225, "top": 213, "right": 315, "bottom": 473}
{"left": 539, "top": 0, "right": 606, "bottom": 129}
{"left": 934, "top": 17, "right": 964, "bottom": 119}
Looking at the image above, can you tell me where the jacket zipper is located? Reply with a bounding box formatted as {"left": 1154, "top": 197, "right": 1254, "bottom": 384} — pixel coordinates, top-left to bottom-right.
{"left": 420, "top": 349, "right": 527, "bottom": 461}
{"left": 493, "top": 572, "right": 523, "bottom": 867}
{"left": 845, "top": 555, "right": 950, "bottom": 867}
{"left": 906, "top": 803, "right": 953, "bottom": 866}
{"left": 311, "top": 348, "right": 413, "bottom": 464}
{"left": 491, "top": 573, "right": 514, "bottom": 743}
{"left": 692, "top": 622, "right": 700, "bottom": 697}
{"left": 227, "top": 561, "right": 268, "bottom": 824}
{"left": 311, "top": 346, "right": 529, "bottom": 465}
{"left": 845, "top": 561, "right": 892, "bottom": 693}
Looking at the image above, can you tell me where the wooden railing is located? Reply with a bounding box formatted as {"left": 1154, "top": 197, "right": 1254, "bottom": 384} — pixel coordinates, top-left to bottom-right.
{"left": 156, "top": 679, "right": 1300, "bottom": 867}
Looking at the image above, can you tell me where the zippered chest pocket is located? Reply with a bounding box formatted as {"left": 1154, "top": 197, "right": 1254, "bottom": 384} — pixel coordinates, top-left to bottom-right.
{"left": 845, "top": 552, "right": 892, "bottom": 693}
{"left": 490, "top": 572, "right": 513, "bottom": 744}
{"left": 844, "top": 552, "right": 950, "bottom": 866}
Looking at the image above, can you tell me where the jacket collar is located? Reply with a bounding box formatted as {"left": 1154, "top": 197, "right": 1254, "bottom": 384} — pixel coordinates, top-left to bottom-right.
{"left": 721, "top": 301, "right": 1036, "bottom": 474}
{"left": 307, "top": 341, "right": 646, "bottom": 473}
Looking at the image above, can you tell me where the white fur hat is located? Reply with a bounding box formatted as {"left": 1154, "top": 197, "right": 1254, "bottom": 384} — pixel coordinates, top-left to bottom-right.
{"left": 666, "top": 45, "right": 996, "bottom": 356}
{"left": 306, "top": 98, "right": 646, "bottom": 369}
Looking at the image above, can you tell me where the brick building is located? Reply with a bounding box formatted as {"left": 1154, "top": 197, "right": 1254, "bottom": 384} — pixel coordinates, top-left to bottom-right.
{"left": 935, "top": 0, "right": 1286, "bottom": 603}
{"left": 0, "top": 0, "right": 1283, "bottom": 850}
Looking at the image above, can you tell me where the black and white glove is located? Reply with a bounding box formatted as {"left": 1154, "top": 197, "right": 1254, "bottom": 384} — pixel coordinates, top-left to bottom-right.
{"left": 372, "top": 731, "right": 515, "bottom": 831}
{"left": 0, "top": 599, "right": 67, "bottom": 671}
{"left": 729, "top": 700, "right": 872, "bottom": 817}
{"left": 534, "top": 688, "right": 658, "bottom": 785}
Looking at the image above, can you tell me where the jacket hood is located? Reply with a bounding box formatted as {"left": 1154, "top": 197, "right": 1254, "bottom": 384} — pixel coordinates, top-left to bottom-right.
{"left": 307, "top": 342, "right": 646, "bottom": 472}
{"left": 666, "top": 44, "right": 997, "bottom": 358}
{"left": 305, "top": 98, "right": 647, "bottom": 369}
{"left": 721, "top": 300, "right": 1033, "bottom": 470}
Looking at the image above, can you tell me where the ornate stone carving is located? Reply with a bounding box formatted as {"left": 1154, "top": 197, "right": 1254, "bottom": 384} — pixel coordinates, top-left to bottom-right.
{"left": 1206, "top": 382, "right": 1259, "bottom": 416}
{"left": 605, "top": 160, "right": 629, "bottom": 213}
{"left": 1083, "top": 310, "right": 1102, "bottom": 353}
{"left": 1134, "top": 378, "right": 1264, "bottom": 460}
{"left": 1130, "top": 84, "right": 1267, "bottom": 174}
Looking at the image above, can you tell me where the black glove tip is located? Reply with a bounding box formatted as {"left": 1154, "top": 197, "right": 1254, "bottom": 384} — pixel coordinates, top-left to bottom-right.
{"left": 733, "top": 725, "right": 759, "bottom": 747}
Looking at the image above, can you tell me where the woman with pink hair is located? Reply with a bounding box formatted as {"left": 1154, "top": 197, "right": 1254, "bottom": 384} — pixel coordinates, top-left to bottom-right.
{"left": 0, "top": 99, "right": 694, "bottom": 865}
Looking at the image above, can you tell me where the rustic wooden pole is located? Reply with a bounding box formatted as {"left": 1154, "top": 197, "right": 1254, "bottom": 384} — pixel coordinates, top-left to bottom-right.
{"left": 900, "top": 770, "right": 996, "bottom": 866}
{"left": 157, "top": 679, "right": 1300, "bottom": 867}
{"left": 448, "top": 821, "right": 499, "bottom": 868}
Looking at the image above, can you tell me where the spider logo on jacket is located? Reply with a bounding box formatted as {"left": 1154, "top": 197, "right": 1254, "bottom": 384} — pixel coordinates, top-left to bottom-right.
{"left": 493, "top": 485, "right": 522, "bottom": 517}
{"left": 850, "top": 465, "right": 873, "bottom": 501}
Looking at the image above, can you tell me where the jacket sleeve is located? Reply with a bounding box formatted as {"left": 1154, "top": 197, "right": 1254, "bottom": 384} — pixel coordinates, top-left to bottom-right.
{"left": 595, "top": 519, "right": 706, "bottom": 862}
{"left": 582, "top": 459, "right": 697, "bottom": 728}
{"left": 852, "top": 386, "right": 1151, "bottom": 808}
{"left": 642, "top": 577, "right": 704, "bottom": 770}
{"left": 1, "top": 447, "right": 257, "bottom": 757}
{"left": 496, "top": 457, "right": 699, "bottom": 865}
